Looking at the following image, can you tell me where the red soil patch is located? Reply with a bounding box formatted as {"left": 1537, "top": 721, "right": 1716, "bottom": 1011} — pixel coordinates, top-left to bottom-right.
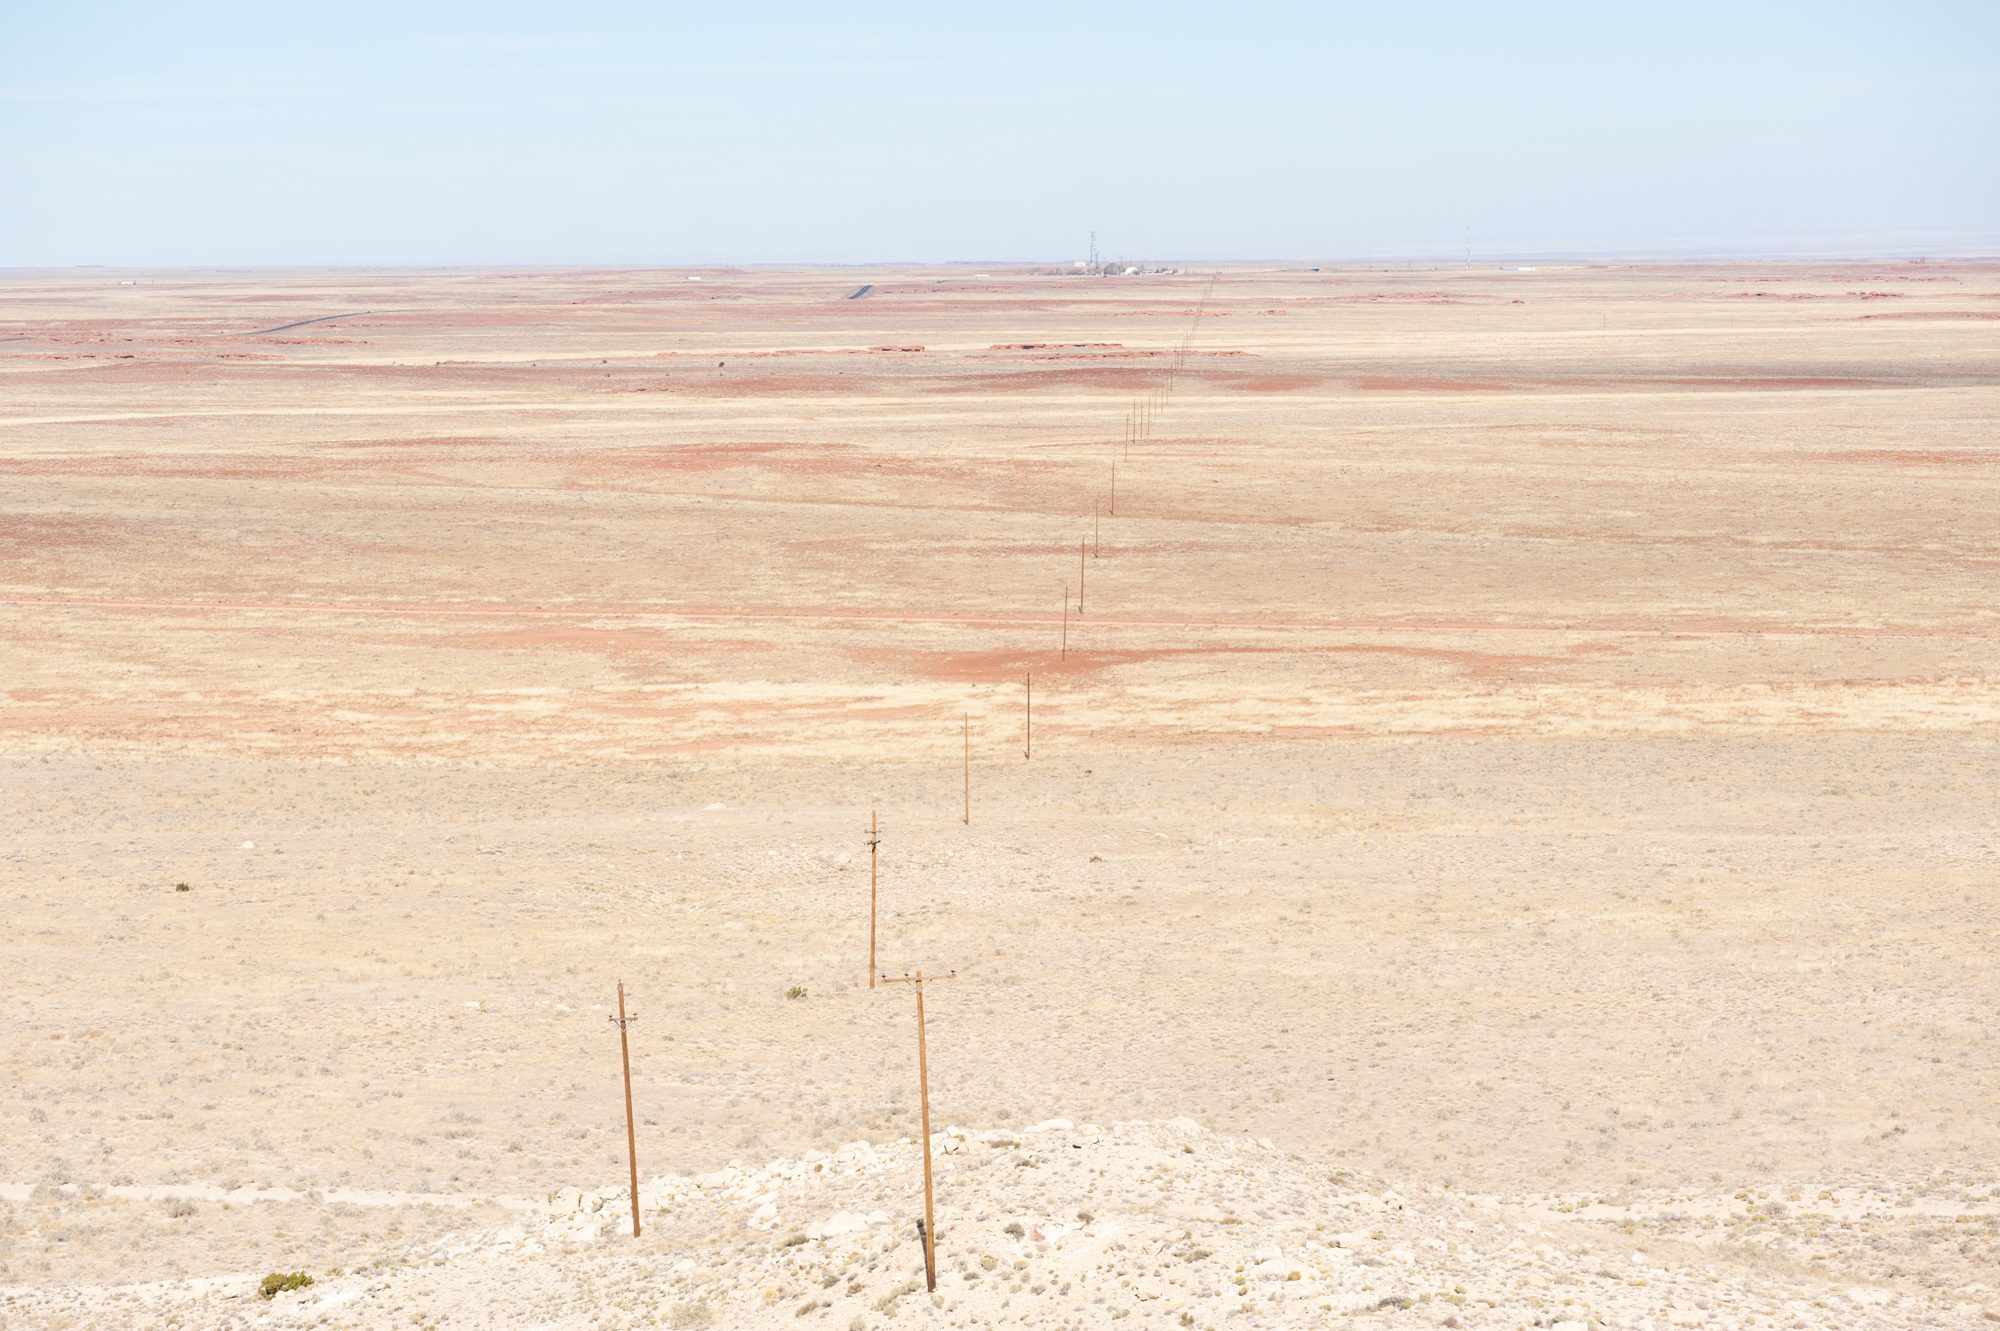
{"left": 0, "top": 453, "right": 373, "bottom": 482}
{"left": 1814, "top": 449, "right": 1998, "bottom": 466}
{"left": 433, "top": 625, "right": 772, "bottom": 657}
{"left": 1324, "top": 643, "right": 1564, "bottom": 678}
{"left": 566, "top": 442, "right": 1011, "bottom": 485}
{"left": 867, "top": 641, "right": 1564, "bottom": 684}
{"left": 1358, "top": 376, "right": 1515, "bottom": 392}
{"left": 1852, "top": 311, "right": 2000, "bottom": 321}
{"left": 1233, "top": 373, "right": 1324, "bottom": 392}
{"left": 935, "top": 366, "right": 1324, "bottom": 395}
{"left": 1663, "top": 376, "right": 1884, "bottom": 389}
{"left": 630, "top": 372, "right": 866, "bottom": 398}
{"left": 862, "top": 646, "right": 1274, "bottom": 683}
{"left": 435, "top": 626, "right": 672, "bottom": 655}
{"left": 929, "top": 367, "right": 1170, "bottom": 393}
{"left": 0, "top": 514, "right": 131, "bottom": 555}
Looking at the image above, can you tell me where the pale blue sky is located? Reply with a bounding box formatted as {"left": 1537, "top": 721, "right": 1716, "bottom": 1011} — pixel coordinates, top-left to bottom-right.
{"left": 3, "top": 1, "right": 1994, "bottom": 266}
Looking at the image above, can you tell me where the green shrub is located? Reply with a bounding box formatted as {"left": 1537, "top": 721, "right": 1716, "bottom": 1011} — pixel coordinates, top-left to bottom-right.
{"left": 258, "top": 1271, "right": 313, "bottom": 1299}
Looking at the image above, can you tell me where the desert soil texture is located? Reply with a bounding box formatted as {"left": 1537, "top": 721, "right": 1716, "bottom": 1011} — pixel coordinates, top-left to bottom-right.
{"left": 2, "top": 261, "right": 1996, "bottom": 1327}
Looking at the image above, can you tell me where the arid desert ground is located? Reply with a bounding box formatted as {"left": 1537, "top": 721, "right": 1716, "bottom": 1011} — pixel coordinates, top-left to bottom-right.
{"left": 2, "top": 261, "right": 1996, "bottom": 1327}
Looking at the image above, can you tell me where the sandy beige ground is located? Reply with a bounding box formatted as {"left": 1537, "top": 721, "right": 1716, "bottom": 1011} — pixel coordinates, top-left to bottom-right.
{"left": 1, "top": 262, "right": 1995, "bottom": 1325}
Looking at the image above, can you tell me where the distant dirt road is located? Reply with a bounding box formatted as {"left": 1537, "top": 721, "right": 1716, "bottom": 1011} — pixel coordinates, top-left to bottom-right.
{"left": 241, "top": 310, "right": 374, "bottom": 335}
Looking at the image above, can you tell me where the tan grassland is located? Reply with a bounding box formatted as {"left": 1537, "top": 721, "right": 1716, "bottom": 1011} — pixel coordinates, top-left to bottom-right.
{"left": 1, "top": 262, "right": 1996, "bottom": 1327}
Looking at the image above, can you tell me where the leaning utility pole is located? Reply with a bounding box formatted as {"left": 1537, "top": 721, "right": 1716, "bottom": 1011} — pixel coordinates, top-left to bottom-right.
{"left": 881, "top": 969, "right": 954, "bottom": 1292}
{"left": 866, "top": 811, "right": 881, "bottom": 989}
{"left": 609, "top": 982, "right": 641, "bottom": 1238}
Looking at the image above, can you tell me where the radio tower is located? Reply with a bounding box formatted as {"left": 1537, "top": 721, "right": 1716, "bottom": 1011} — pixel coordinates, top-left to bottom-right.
{"left": 1088, "top": 230, "right": 1099, "bottom": 274}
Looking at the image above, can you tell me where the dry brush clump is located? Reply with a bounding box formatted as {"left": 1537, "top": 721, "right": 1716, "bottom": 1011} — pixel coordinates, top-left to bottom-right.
{"left": 258, "top": 1270, "right": 313, "bottom": 1299}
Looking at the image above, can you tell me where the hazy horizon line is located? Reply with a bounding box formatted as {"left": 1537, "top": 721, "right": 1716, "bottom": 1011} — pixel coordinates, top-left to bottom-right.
{"left": 11, "top": 249, "right": 1997, "bottom": 275}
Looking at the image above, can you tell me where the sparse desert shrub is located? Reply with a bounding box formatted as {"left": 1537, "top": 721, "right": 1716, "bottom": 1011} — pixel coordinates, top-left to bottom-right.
{"left": 258, "top": 1271, "right": 313, "bottom": 1299}
{"left": 669, "top": 1301, "right": 714, "bottom": 1328}
{"left": 173, "top": 882, "right": 191, "bottom": 892}
{"left": 164, "top": 1198, "right": 196, "bottom": 1219}
{"left": 785, "top": 986, "right": 807, "bottom": 1000}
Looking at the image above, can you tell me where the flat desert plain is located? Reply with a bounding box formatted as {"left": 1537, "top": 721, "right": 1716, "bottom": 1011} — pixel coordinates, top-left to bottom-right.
{"left": 1, "top": 262, "right": 1996, "bottom": 1328}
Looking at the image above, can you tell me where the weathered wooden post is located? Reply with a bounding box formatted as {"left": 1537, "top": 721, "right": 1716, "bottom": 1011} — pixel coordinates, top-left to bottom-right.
{"left": 881, "top": 970, "right": 955, "bottom": 1292}
{"left": 609, "top": 983, "right": 641, "bottom": 1237}
{"left": 866, "top": 811, "right": 880, "bottom": 989}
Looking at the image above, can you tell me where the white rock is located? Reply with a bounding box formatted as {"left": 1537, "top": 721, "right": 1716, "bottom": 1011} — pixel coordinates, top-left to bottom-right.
{"left": 806, "top": 1210, "right": 886, "bottom": 1240}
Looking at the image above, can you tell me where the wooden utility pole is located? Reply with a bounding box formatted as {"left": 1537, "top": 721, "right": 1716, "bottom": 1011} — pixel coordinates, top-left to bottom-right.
{"left": 609, "top": 983, "right": 641, "bottom": 1238}
{"left": 1023, "top": 673, "right": 1031, "bottom": 759}
{"left": 881, "top": 970, "right": 954, "bottom": 1292}
{"left": 961, "top": 715, "right": 969, "bottom": 825}
{"left": 866, "top": 811, "right": 880, "bottom": 989}
{"left": 1109, "top": 461, "right": 1116, "bottom": 515}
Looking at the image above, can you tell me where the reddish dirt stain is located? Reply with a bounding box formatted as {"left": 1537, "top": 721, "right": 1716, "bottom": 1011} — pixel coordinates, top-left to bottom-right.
{"left": 1358, "top": 376, "right": 1516, "bottom": 392}
{"left": 1814, "top": 449, "right": 1998, "bottom": 466}
{"left": 1851, "top": 311, "right": 2000, "bottom": 321}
